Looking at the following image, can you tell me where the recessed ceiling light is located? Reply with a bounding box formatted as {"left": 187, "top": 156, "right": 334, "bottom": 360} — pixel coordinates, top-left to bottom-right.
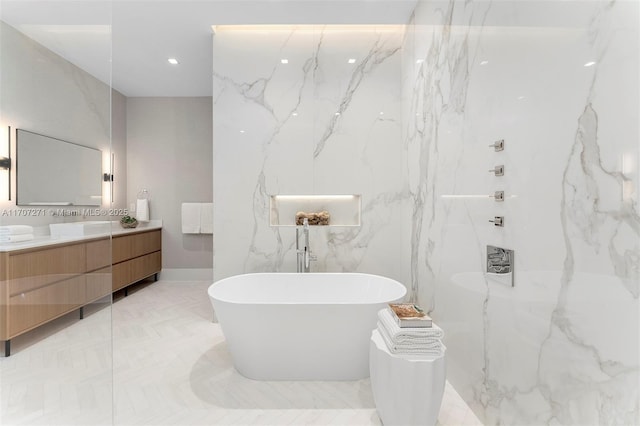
{"left": 239, "top": 130, "right": 245, "bottom": 133}
{"left": 281, "top": 59, "right": 289, "bottom": 64}
{"left": 292, "top": 112, "right": 298, "bottom": 116}
{"left": 168, "top": 58, "right": 179, "bottom": 65}
{"left": 416, "top": 59, "right": 424, "bottom": 64}
{"left": 348, "top": 58, "right": 356, "bottom": 64}
{"left": 379, "top": 112, "right": 384, "bottom": 115}
{"left": 584, "top": 61, "right": 596, "bottom": 67}
{"left": 335, "top": 112, "right": 341, "bottom": 116}
{"left": 480, "top": 60, "right": 489, "bottom": 65}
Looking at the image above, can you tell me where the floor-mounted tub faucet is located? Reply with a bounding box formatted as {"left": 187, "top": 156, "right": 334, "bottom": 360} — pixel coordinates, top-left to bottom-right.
{"left": 296, "top": 218, "right": 317, "bottom": 272}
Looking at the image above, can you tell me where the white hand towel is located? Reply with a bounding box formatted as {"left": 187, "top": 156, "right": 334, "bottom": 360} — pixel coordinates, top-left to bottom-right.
{"left": 377, "top": 321, "right": 446, "bottom": 357}
{"left": 0, "top": 225, "right": 34, "bottom": 235}
{"left": 136, "top": 198, "right": 150, "bottom": 222}
{"left": 378, "top": 322, "right": 443, "bottom": 350}
{"left": 181, "top": 203, "right": 201, "bottom": 234}
{"left": 0, "top": 233, "right": 34, "bottom": 243}
{"left": 200, "top": 203, "right": 213, "bottom": 234}
{"left": 378, "top": 308, "right": 444, "bottom": 342}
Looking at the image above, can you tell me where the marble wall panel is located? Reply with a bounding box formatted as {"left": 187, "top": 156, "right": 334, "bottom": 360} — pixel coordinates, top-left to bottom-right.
{"left": 403, "top": 1, "right": 639, "bottom": 424}
{"left": 213, "top": 26, "right": 409, "bottom": 283}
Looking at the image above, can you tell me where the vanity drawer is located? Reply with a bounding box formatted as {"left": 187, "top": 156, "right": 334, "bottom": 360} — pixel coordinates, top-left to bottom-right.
{"left": 8, "top": 275, "right": 86, "bottom": 336}
{"left": 131, "top": 251, "right": 161, "bottom": 282}
{"left": 86, "top": 238, "right": 111, "bottom": 271}
{"left": 112, "top": 251, "right": 161, "bottom": 292}
{"left": 9, "top": 243, "right": 85, "bottom": 279}
{"left": 86, "top": 267, "right": 112, "bottom": 303}
{"left": 112, "top": 230, "right": 161, "bottom": 264}
{"left": 112, "top": 261, "right": 128, "bottom": 292}
{"left": 8, "top": 244, "right": 85, "bottom": 295}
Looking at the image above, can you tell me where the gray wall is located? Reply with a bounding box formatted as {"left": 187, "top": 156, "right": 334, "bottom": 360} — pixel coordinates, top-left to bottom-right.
{"left": 0, "top": 21, "right": 125, "bottom": 226}
{"left": 126, "top": 97, "right": 213, "bottom": 271}
{"left": 0, "top": 21, "right": 213, "bottom": 272}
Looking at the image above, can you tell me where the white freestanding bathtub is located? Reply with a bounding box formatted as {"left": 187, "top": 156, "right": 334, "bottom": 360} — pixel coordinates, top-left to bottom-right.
{"left": 208, "top": 272, "right": 407, "bottom": 380}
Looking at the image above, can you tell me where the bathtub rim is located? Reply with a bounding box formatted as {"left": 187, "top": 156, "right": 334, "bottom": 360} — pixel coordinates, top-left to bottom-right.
{"left": 208, "top": 272, "right": 407, "bottom": 305}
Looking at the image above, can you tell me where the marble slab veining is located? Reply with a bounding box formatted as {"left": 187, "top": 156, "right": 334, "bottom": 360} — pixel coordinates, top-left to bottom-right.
{"left": 403, "top": 1, "right": 639, "bottom": 424}
{"left": 213, "top": 26, "right": 409, "bottom": 283}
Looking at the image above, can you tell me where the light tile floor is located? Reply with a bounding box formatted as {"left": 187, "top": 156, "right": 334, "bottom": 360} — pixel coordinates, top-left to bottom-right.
{"left": 0, "top": 280, "right": 483, "bottom": 425}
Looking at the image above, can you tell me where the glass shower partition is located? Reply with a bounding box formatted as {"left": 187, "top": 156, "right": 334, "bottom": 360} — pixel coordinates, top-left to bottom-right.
{"left": 0, "top": 1, "right": 114, "bottom": 424}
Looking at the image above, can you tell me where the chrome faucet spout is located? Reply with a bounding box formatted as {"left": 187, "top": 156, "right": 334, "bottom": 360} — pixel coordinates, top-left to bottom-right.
{"left": 296, "top": 218, "right": 316, "bottom": 272}
{"left": 303, "top": 217, "right": 309, "bottom": 253}
{"left": 305, "top": 246, "right": 309, "bottom": 269}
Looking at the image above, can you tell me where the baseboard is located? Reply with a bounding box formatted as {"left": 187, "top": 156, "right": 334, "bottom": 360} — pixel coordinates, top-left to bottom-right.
{"left": 159, "top": 268, "right": 213, "bottom": 281}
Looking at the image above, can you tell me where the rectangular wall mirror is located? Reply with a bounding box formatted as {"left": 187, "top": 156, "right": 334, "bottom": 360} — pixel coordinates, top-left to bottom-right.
{"left": 16, "top": 129, "right": 102, "bottom": 206}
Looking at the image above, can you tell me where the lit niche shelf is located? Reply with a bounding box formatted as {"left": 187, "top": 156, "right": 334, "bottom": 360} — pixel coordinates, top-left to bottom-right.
{"left": 269, "top": 195, "right": 361, "bottom": 227}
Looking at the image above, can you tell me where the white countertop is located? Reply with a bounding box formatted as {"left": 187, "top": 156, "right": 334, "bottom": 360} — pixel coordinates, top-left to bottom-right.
{"left": 0, "top": 220, "right": 162, "bottom": 252}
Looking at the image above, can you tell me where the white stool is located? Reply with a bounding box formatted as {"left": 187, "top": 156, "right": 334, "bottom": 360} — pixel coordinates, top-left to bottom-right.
{"left": 369, "top": 329, "right": 446, "bottom": 426}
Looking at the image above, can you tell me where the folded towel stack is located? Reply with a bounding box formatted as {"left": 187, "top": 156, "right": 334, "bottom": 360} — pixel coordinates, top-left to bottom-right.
{"left": 0, "top": 225, "right": 35, "bottom": 243}
{"left": 376, "top": 308, "right": 445, "bottom": 357}
{"left": 181, "top": 203, "right": 213, "bottom": 234}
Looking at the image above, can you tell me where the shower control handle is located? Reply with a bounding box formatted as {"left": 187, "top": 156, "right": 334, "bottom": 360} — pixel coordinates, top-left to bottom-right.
{"left": 488, "top": 216, "right": 504, "bottom": 227}
{"left": 489, "top": 191, "right": 505, "bottom": 202}
{"left": 488, "top": 165, "right": 504, "bottom": 176}
{"left": 488, "top": 139, "right": 504, "bottom": 151}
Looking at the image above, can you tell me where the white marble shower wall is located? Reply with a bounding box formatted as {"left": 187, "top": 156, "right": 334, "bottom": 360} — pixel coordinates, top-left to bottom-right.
{"left": 212, "top": 26, "right": 408, "bottom": 282}
{"left": 403, "top": 1, "right": 639, "bottom": 425}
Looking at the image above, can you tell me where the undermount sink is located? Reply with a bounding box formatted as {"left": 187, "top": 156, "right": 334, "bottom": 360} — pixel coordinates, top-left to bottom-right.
{"left": 49, "top": 221, "right": 112, "bottom": 238}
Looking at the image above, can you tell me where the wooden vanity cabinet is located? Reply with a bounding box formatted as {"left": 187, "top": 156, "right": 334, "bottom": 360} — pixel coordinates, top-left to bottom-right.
{"left": 0, "top": 227, "right": 162, "bottom": 356}
{"left": 0, "top": 241, "right": 88, "bottom": 355}
{"left": 85, "top": 238, "right": 112, "bottom": 303}
{"left": 112, "top": 229, "right": 162, "bottom": 292}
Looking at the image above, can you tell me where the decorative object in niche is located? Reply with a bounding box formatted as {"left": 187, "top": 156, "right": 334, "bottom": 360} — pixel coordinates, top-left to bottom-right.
{"left": 295, "top": 210, "right": 330, "bottom": 226}
{"left": 269, "top": 195, "right": 361, "bottom": 227}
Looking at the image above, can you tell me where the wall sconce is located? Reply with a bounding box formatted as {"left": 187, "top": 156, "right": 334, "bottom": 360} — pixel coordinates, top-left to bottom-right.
{"left": 102, "top": 152, "right": 114, "bottom": 204}
{"left": 1, "top": 126, "right": 11, "bottom": 200}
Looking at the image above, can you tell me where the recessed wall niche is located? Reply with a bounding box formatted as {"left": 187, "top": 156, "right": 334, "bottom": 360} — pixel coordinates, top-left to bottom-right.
{"left": 269, "top": 195, "right": 361, "bottom": 227}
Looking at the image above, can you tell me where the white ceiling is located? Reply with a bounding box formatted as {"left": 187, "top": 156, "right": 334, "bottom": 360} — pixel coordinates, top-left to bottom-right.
{"left": 0, "top": 1, "right": 418, "bottom": 97}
